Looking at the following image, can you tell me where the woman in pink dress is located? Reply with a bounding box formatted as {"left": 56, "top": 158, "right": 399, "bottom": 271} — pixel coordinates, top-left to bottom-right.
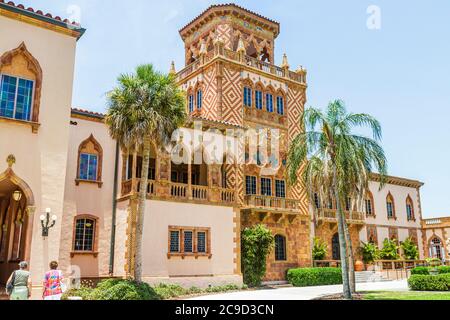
{"left": 42, "top": 261, "right": 65, "bottom": 300}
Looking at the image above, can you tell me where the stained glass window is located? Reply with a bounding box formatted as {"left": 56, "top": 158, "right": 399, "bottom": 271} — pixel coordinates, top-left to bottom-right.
{"left": 79, "top": 153, "right": 98, "bottom": 181}
{"left": 74, "top": 218, "right": 95, "bottom": 251}
{"left": 0, "top": 75, "right": 33, "bottom": 121}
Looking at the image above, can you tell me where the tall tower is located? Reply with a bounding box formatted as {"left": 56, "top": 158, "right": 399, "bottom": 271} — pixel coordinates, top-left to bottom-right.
{"left": 176, "top": 4, "right": 310, "bottom": 281}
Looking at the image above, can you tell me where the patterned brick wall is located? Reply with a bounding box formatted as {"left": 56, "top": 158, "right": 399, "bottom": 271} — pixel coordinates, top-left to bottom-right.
{"left": 202, "top": 66, "right": 219, "bottom": 121}
{"left": 241, "top": 213, "right": 311, "bottom": 281}
{"left": 221, "top": 66, "right": 243, "bottom": 126}
{"left": 287, "top": 87, "right": 308, "bottom": 214}
{"left": 314, "top": 223, "right": 361, "bottom": 260}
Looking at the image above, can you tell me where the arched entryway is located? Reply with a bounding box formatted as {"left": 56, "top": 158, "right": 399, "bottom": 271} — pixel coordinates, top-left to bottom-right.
{"left": 430, "top": 237, "right": 444, "bottom": 260}
{"left": 0, "top": 163, "right": 35, "bottom": 285}
{"left": 332, "top": 233, "right": 341, "bottom": 260}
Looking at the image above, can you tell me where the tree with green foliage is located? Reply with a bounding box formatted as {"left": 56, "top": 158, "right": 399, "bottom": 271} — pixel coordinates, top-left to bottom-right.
{"left": 401, "top": 237, "right": 419, "bottom": 260}
{"left": 379, "top": 238, "right": 400, "bottom": 260}
{"left": 241, "top": 224, "right": 275, "bottom": 287}
{"left": 106, "top": 64, "right": 186, "bottom": 282}
{"left": 287, "top": 100, "right": 387, "bottom": 299}
{"left": 312, "top": 237, "right": 327, "bottom": 261}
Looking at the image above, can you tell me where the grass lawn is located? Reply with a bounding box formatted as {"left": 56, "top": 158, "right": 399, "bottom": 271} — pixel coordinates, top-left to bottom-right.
{"left": 363, "top": 291, "right": 450, "bottom": 300}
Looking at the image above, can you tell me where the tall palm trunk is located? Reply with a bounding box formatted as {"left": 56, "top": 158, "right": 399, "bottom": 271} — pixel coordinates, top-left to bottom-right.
{"left": 332, "top": 164, "right": 352, "bottom": 299}
{"left": 343, "top": 217, "right": 356, "bottom": 293}
{"left": 134, "top": 137, "right": 151, "bottom": 282}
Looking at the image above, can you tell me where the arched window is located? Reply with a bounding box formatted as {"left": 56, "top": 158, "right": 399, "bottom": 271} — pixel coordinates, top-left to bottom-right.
{"left": 365, "top": 191, "right": 375, "bottom": 216}
{"left": 406, "top": 195, "right": 415, "bottom": 221}
{"left": 76, "top": 134, "right": 103, "bottom": 187}
{"left": 275, "top": 235, "right": 287, "bottom": 261}
{"left": 332, "top": 233, "right": 340, "bottom": 260}
{"left": 386, "top": 192, "right": 396, "bottom": 219}
{"left": 187, "top": 89, "right": 194, "bottom": 113}
{"left": 243, "top": 86, "right": 252, "bottom": 107}
{"left": 254, "top": 83, "right": 264, "bottom": 110}
{"left": 430, "top": 237, "right": 443, "bottom": 260}
{"left": 196, "top": 89, "right": 203, "bottom": 110}
{"left": 72, "top": 215, "right": 98, "bottom": 254}
{"left": 0, "top": 42, "right": 42, "bottom": 131}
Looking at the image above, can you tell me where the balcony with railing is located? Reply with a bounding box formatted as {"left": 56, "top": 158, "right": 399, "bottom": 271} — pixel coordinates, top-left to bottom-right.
{"left": 243, "top": 195, "right": 305, "bottom": 214}
{"left": 316, "top": 209, "right": 365, "bottom": 225}
{"left": 176, "top": 41, "right": 307, "bottom": 85}
{"left": 121, "top": 178, "right": 236, "bottom": 206}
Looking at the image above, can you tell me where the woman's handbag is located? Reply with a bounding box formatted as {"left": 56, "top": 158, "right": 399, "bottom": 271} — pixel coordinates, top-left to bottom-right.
{"left": 5, "top": 271, "right": 16, "bottom": 295}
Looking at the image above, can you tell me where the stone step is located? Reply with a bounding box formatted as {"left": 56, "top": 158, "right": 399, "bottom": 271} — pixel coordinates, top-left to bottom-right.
{"left": 355, "top": 271, "right": 390, "bottom": 283}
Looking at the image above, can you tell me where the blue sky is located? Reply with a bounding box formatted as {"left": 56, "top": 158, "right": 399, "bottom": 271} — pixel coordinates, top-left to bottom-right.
{"left": 17, "top": 0, "right": 450, "bottom": 218}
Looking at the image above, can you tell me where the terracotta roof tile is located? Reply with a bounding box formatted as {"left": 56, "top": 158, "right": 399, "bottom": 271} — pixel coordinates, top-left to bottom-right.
{"left": 71, "top": 108, "right": 105, "bottom": 119}
{"left": 0, "top": 0, "right": 82, "bottom": 27}
{"left": 179, "top": 3, "right": 279, "bottom": 35}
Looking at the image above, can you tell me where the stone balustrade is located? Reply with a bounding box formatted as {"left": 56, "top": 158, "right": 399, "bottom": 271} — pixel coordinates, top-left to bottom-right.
{"left": 244, "top": 195, "right": 304, "bottom": 213}
{"left": 121, "top": 179, "right": 236, "bottom": 206}
{"left": 317, "top": 209, "right": 365, "bottom": 224}
{"left": 176, "top": 48, "right": 307, "bottom": 85}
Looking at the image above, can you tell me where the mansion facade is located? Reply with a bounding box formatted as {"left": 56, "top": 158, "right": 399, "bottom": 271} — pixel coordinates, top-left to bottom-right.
{"left": 0, "top": 2, "right": 447, "bottom": 293}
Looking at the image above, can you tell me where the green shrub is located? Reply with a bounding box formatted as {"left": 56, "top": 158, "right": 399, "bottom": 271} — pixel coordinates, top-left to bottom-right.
{"left": 153, "top": 283, "right": 188, "bottom": 300}
{"left": 438, "top": 266, "right": 450, "bottom": 274}
{"left": 408, "top": 274, "right": 450, "bottom": 291}
{"left": 379, "top": 238, "right": 400, "bottom": 260}
{"left": 401, "top": 238, "right": 419, "bottom": 260}
{"left": 359, "top": 242, "right": 380, "bottom": 264}
{"left": 312, "top": 238, "right": 327, "bottom": 261}
{"left": 411, "top": 267, "right": 430, "bottom": 275}
{"left": 241, "top": 224, "right": 275, "bottom": 287}
{"left": 287, "top": 268, "right": 342, "bottom": 287}
{"left": 204, "top": 284, "right": 240, "bottom": 293}
{"left": 61, "top": 286, "right": 94, "bottom": 300}
{"left": 89, "top": 279, "right": 159, "bottom": 300}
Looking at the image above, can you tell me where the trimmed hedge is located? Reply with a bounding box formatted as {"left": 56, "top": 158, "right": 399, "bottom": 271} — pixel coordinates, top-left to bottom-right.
{"left": 408, "top": 274, "right": 450, "bottom": 291}
{"left": 287, "top": 268, "right": 343, "bottom": 287}
{"left": 411, "top": 267, "right": 430, "bottom": 275}
{"left": 410, "top": 266, "right": 450, "bottom": 276}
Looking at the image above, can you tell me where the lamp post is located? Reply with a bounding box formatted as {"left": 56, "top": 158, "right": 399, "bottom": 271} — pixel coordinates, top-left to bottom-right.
{"left": 40, "top": 208, "right": 57, "bottom": 237}
{"left": 12, "top": 190, "right": 22, "bottom": 202}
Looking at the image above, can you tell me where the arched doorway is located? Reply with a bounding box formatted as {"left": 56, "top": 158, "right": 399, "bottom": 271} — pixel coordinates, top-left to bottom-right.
{"left": 430, "top": 237, "right": 444, "bottom": 260}
{"left": 0, "top": 164, "right": 35, "bottom": 285}
{"left": 332, "top": 233, "right": 340, "bottom": 260}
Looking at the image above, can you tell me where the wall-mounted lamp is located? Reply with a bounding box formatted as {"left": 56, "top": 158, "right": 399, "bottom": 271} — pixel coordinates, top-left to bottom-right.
{"left": 12, "top": 190, "right": 22, "bottom": 202}
{"left": 40, "top": 208, "right": 57, "bottom": 237}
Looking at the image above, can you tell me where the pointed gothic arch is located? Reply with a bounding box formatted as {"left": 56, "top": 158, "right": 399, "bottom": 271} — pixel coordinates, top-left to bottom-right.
{"left": 76, "top": 134, "right": 103, "bottom": 187}
{"left": 0, "top": 42, "right": 43, "bottom": 124}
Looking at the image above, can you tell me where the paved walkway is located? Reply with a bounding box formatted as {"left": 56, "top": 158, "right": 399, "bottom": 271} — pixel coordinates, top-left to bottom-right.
{"left": 188, "top": 280, "right": 409, "bottom": 300}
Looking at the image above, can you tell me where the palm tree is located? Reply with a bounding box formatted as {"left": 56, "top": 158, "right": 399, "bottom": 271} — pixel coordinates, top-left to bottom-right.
{"left": 106, "top": 64, "right": 186, "bottom": 282}
{"left": 287, "top": 100, "right": 387, "bottom": 299}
